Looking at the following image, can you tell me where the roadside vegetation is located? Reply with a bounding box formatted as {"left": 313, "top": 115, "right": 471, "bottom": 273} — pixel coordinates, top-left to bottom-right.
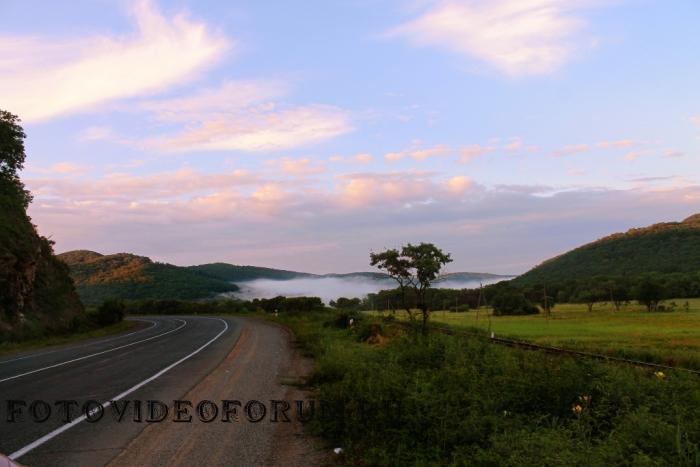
{"left": 277, "top": 310, "right": 700, "bottom": 466}
{"left": 0, "top": 318, "right": 136, "bottom": 357}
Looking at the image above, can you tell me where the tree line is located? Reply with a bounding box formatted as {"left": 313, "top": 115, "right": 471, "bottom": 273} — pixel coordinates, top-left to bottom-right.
{"left": 333, "top": 271, "right": 700, "bottom": 316}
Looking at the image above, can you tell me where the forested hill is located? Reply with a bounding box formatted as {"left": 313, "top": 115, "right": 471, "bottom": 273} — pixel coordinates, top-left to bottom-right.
{"left": 187, "top": 263, "right": 314, "bottom": 282}
{"left": 514, "top": 214, "right": 700, "bottom": 285}
{"left": 1, "top": 111, "right": 85, "bottom": 338}
{"left": 188, "top": 264, "right": 395, "bottom": 282}
{"left": 58, "top": 251, "right": 239, "bottom": 305}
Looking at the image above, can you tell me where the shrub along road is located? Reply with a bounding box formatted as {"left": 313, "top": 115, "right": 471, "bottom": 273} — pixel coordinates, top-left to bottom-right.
{"left": 0, "top": 315, "right": 318, "bottom": 466}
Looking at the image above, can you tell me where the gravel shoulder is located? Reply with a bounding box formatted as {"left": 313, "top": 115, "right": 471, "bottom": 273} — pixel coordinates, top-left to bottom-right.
{"left": 108, "top": 316, "right": 328, "bottom": 466}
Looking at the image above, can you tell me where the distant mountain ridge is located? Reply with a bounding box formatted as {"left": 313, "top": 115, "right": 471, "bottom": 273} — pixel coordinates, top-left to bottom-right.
{"left": 514, "top": 213, "right": 700, "bottom": 285}
{"left": 58, "top": 251, "right": 239, "bottom": 305}
{"left": 59, "top": 250, "right": 506, "bottom": 304}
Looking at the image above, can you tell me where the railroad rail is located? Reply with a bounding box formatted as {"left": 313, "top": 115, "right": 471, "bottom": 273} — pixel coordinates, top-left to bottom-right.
{"left": 393, "top": 321, "right": 700, "bottom": 375}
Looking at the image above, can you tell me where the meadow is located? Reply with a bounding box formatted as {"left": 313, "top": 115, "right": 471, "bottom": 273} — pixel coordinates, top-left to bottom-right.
{"left": 372, "top": 298, "right": 700, "bottom": 370}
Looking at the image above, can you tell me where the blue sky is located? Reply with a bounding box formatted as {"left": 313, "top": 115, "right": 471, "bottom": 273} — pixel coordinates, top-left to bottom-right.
{"left": 2, "top": 0, "right": 699, "bottom": 274}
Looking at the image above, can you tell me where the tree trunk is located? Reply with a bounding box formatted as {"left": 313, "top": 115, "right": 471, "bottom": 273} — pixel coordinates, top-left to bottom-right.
{"left": 421, "top": 306, "right": 429, "bottom": 335}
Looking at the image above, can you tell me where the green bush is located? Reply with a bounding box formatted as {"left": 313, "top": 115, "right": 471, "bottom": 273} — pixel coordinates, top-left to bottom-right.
{"left": 491, "top": 289, "right": 539, "bottom": 316}
{"left": 93, "top": 299, "right": 125, "bottom": 326}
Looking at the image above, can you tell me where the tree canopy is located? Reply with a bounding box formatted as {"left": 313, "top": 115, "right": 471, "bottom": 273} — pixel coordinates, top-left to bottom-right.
{"left": 0, "top": 110, "right": 31, "bottom": 208}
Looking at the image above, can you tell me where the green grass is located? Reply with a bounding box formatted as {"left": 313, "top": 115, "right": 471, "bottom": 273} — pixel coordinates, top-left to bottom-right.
{"left": 0, "top": 319, "right": 138, "bottom": 357}
{"left": 373, "top": 298, "right": 700, "bottom": 370}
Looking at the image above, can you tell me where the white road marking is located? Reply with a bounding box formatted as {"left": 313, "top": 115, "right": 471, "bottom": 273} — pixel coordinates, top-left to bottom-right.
{"left": 0, "top": 318, "right": 159, "bottom": 365}
{"left": 9, "top": 317, "right": 230, "bottom": 461}
{"left": 0, "top": 319, "right": 187, "bottom": 384}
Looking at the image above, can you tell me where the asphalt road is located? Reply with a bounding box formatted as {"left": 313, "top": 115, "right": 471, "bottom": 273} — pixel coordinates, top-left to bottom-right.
{"left": 0, "top": 316, "right": 245, "bottom": 466}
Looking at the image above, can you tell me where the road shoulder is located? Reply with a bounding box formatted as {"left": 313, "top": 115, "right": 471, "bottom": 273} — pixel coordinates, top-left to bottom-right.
{"left": 108, "top": 316, "right": 328, "bottom": 466}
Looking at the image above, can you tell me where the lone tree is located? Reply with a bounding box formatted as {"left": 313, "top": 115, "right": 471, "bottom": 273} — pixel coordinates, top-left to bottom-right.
{"left": 370, "top": 243, "right": 452, "bottom": 334}
{"left": 634, "top": 277, "right": 664, "bottom": 312}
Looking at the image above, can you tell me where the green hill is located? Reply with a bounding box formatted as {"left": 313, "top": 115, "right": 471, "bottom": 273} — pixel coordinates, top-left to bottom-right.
{"left": 514, "top": 214, "right": 700, "bottom": 285}
{"left": 1, "top": 110, "right": 85, "bottom": 338}
{"left": 58, "top": 251, "right": 239, "bottom": 305}
{"left": 187, "top": 263, "right": 313, "bottom": 282}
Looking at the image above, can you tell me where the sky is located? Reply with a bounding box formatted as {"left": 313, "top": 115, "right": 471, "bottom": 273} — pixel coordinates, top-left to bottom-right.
{"left": 2, "top": 0, "right": 699, "bottom": 275}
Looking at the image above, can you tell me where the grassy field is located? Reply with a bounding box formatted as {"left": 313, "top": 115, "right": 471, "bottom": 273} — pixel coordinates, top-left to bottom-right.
{"left": 0, "top": 319, "right": 138, "bottom": 357}
{"left": 371, "top": 298, "right": 700, "bottom": 370}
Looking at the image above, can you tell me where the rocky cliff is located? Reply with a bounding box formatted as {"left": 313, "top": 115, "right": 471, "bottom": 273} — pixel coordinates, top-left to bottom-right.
{"left": 0, "top": 111, "right": 85, "bottom": 339}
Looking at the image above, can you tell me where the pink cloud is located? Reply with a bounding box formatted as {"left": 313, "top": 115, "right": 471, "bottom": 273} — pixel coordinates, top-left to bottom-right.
{"left": 384, "top": 143, "right": 451, "bottom": 162}
{"left": 459, "top": 144, "right": 495, "bottom": 163}
{"left": 387, "top": 0, "right": 606, "bottom": 76}
{"left": 552, "top": 143, "right": 591, "bottom": 157}
{"left": 141, "top": 104, "right": 352, "bottom": 153}
{"left": 0, "top": 0, "right": 230, "bottom": 122}
{"left": 597, "top": 139, "right": 637, "bottom": 149}
{"left": 277, "top": 158, "right": 326, "bottom": 176}
{"left": 504, "top": 138, "right": 523, "bottom": 152}
{"left": 354, "top": 153, "right": 374, "bottom": 163}
{"left": 25, "top": 166, "right": 700, "bottom": 274}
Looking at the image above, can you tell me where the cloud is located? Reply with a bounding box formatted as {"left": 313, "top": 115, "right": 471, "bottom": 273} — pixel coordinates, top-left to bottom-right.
{"left": 134, "top": 80, "right": 287, "bottom": 121}
{"left": 387, "top": 0, "right": 605, "bottom": 76}
{"left": 384, "top": 143, "right": 452, "bottom": 162}
{"left": 624, "top": 151, "right": 642, "bottom": 161}
{"left": 78, "top": 126, "right": 115, "bottom": 142}
{"left": 140, "top": 104, "right": 351, "bottom": 152}
{"left": 446, "top": 175, "right": 473, "bottom": 194}
{"left": 354, "top": 153, "right": 374, "bottom": 163}
{"left": 51, "top": 163, "right": 87, "bottom": 176}
{"left": 96, "top": 80, "right": 352, "bottom": 153}
{"left": 597, "top": 139, "right": 637, "bottom": 149}
{"left": 335, "top": 170, "right": 471, "bottom": 207}
{"left": 28, "top": 167, "right": 700, "bottom": 275}
{"left": 328, "top": 153, "right": 374, "bottom": 164}
{"left": 504, "top": 138, "right": 523, "bottom": 152}
{"left": 0, "top": 0, "right": 230, "bottom": 122}
{"left": 277, "top": 158, "right": 326, "bottom": 176}
{"left": 459, "top": 144, "right": 495, "bottom": 163}
{"left": 27, "top": 167, "right": 259, "bottom": 201}
{"left": 552, "top": 143, "right": 590, "bottom": 157}
{"left": 663, "top": 150, "right": 683, "bottom": 159}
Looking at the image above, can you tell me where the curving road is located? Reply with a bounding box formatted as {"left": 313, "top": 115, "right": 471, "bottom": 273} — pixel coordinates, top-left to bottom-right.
{"left": 0, "top": 316, "right": 249, "bottom": 466}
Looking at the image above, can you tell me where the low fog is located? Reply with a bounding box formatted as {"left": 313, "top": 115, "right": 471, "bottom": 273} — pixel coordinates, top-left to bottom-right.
{"left": 231, "top": 276, "right": 509, "bottom": 304}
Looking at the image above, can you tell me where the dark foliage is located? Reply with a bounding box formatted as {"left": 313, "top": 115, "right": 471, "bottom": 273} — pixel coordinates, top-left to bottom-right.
{"left": 94, "top": 299, "right": 126, "bottom": 326}
{"left": 186, "top": 262, "right": 310, "bottom": 281}
{"left": 491, "top": 287, "right": 540, "bottom": 316}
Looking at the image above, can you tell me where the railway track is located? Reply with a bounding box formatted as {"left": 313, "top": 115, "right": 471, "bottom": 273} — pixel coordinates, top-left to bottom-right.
{"left": 394, "top": 322, "right": 700, "bottom": 375}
